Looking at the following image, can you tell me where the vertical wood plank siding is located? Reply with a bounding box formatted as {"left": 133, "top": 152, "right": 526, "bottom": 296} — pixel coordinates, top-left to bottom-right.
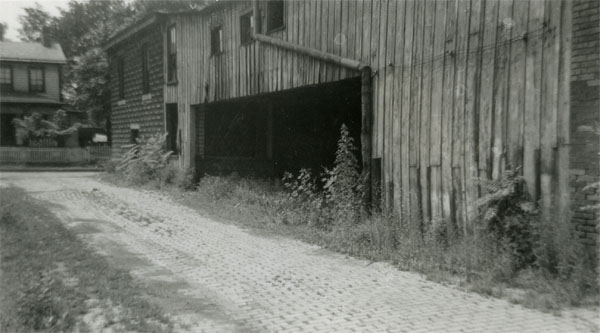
{"left": 171, "top": 0, "right": 575, "bottom": 229}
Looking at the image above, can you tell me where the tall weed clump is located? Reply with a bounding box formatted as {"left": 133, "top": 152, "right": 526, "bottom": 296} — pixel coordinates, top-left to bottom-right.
{"left": 282, "top": 124, "right": 364, "bottom": 228}
{"left": 116, "top": 133, "right": 173, "bottom": 184}
{"left": 113, "top": 133, "right": 195, "bottom": 189}
{"left": 475, "top": 168, "right": 537, "bottom": 272}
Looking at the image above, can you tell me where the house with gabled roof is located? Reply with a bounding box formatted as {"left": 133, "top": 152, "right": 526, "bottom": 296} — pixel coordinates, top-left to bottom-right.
{"left": 0, "top": 40, "right": 82, "bottom": 146}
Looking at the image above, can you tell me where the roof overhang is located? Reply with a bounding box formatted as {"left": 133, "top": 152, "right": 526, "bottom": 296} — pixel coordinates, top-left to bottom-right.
{"left": 103, "top": 14, "right": 162, "bottom": 52}
{"left": 0, "top": 96, "right": 65, "bottom": 105}
{"left": 102, "top": 1, "right": 233, "bottom": 52}
{"left": 0, "top": 58, "right": 66, "bottom": 64}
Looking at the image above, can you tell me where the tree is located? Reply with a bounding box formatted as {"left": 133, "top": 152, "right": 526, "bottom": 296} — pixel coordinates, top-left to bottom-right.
{"left": 17, "top": 0, "right": 212, "bottom": 131}
{"left": 0, "top": 22, "right": 7, "bottom": 41}
{"left": 64, "top": 48, "right": 110, "bottom": 127}
{"left": 18, "top": 4, "right": 54, "bottom": 42}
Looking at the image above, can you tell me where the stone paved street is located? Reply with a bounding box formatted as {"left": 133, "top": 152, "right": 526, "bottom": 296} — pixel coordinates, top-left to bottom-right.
{"left": 1, "top": 172, "right": 598, "bottom": 332}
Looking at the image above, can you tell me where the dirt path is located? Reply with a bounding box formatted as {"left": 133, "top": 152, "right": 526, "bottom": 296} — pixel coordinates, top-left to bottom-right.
{"left": 1, "top": 172, "right": 597, "bottom": 332}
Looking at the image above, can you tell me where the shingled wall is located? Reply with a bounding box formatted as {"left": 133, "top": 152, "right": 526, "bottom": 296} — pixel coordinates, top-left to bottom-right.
{"left": 109, "top": 25, "right": 165, "bottom": 153}
{"left": 570, "top": 0, "right": 600, "bottom": 247}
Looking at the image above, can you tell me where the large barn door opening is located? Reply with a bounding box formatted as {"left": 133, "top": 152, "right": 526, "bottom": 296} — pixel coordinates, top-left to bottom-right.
{"left": 196, "top": 77, "right": 362, "bottom": 178}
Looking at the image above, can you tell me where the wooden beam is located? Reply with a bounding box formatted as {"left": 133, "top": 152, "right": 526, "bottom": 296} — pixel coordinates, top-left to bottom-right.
{"left": 253, "top": 33, "right": 367, "bottom": 71}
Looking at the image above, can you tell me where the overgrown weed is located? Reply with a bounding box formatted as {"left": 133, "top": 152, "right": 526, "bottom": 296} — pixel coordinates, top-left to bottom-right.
{"left": 106, "top": 133, "right": 195, "bottom": 190}
{"left": 104, "top": 125, "right": 598, "bottom": 312}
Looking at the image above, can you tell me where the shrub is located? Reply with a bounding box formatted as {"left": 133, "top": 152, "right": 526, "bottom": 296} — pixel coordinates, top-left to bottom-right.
{"left": 174, "top": 167, "right": 196, "bottom": 190}
{"left": 475, "top": 168, "right": 537, "bottom": 270}
{"left": 322, "top": 124, "right": 364, "bottom": 225}
{"left": 116, "top": 133, "right": 173, "bottom": 184}
{"left": 101, "top": 159, "right": 119, "bottom": 173}
{"left": 282, "top": 124, "right": 364, "bottom": 228}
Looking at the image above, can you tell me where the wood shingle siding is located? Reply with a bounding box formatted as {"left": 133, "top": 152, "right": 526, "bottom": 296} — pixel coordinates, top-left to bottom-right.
{"left": 107, "top": 25, "right": 165, "bottom": 151}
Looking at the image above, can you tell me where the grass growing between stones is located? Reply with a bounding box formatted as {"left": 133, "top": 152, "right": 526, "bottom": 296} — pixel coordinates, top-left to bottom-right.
{"left": 102, "top": 126, "right": 598, "bottom": 315}
{"left": 101, "top": 170, "right": 599, "bottom": 315}
{"left": 0, "top": 187, "right": 172, "bottom": 332}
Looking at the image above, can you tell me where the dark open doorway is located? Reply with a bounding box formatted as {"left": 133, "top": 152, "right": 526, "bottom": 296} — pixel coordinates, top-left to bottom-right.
{"left": 196, "top": 77, "right": 362, "bottom": 178}
{"left": 166, "top": 104, "right": 178, "bottom": 154}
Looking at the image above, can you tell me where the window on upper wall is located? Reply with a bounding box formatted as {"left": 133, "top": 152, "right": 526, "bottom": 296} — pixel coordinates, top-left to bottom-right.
{"left": 266, "top": 0, "right": 284, "bottom": 33}
{"left": 211, "top": 26, "right": 223, "bottom": 55}
{"left": 28, "top": 67, "right": 44, "bottom": 93}
{"left": 240, "top": 11, "right": 254, "bottom": 45}
{"left": 0, "top": 65, "right": 12, "bottom": 91}
{"left": 141, "top": 44, "right": 150, "bottom": 93}
{"left": 117, "top": 57, "right": 125, "bottom": 99}
{"left": 167, "top": 24, "right": 177, "bottom": 83}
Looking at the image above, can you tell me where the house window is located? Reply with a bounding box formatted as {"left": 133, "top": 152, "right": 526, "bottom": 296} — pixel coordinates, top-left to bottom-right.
{"left": 141, "top": 44, "right": 150, "bottom": 93}
{"left": 266, "top": 0, "right": 284, "bottom": 32}
{"left": 28, "top": 67, "right": 45, "bottom": 92}
{"left": 240, "top": 12, "right": 254, "bottom": 45}
{"left": 211, "top": 26, "right": 223, "bottom": 55}
{"left": 117, "top": 57, "right": 125, "bottom": 99}
{"left": 167, "top": 25, "right": 177, "bottom": 82}
{"left": 0, "top": 65, "right": 12, "bottom": 91}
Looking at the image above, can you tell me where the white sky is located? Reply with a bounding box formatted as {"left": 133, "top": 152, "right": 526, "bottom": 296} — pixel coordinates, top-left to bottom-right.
{"left": 0, "top": 0, "right": 71, "bottom": 41}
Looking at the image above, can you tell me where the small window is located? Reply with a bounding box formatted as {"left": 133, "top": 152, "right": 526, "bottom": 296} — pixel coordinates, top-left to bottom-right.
{"left": 0, "top": 65, "right": 12, "bottom": 91}
{"left": 28, "top": 67, "right": 45, "bottom": 93}
{"left": 117, "top": 57, "right": 125, "bottom": 99}
{"left": 141, "top": 44, "right": 150, "bottom": 93}
{"left": 167, "top": 25, "right": 177, "bottom": 82}
{"left": 130, "top": 128, "right": 139, "bottom": 144}
{"left": 266, "top": 0, "right": 284, "bottom": 32}
{"left": 240, "top": 12, "right": 254, "bottom": 45}
{"left": 211, "top": 26, "right": 223, "bottom": 55}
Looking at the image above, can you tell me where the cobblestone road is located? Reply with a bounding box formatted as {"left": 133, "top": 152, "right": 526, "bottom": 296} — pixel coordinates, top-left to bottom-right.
{"left": 1, "top": 172, "right": 597, "bottom": 332}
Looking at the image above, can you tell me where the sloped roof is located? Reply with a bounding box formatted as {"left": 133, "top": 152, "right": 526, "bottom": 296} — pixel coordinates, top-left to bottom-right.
{"left": 0, "top": 41, "right": 67, "bottom": 64}
{"left": 0, "top": 91, "right": 64, "bottom": 105}
{"left": 104, "top": 2, "right": 227, "bottom": 51}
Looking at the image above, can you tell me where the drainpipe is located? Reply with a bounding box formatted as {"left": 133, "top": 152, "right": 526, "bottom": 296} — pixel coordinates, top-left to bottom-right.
{"left": 251, "top": 2, "right": 374, "bottom": 208}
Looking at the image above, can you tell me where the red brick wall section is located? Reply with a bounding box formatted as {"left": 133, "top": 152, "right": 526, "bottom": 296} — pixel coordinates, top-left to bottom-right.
{"left": 570, "top": 0, "right": 600, "bottom": 247}
{"left": 108, "top": 26, "right": 165, "bottom": 155}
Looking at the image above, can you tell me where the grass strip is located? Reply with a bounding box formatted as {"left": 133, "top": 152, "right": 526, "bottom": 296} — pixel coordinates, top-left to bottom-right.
{"left": 0, "top": 187, "right": 172, "bottom": 332}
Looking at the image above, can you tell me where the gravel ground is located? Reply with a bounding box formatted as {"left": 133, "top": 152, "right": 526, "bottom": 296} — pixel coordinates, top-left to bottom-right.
{"left": 1, "top": 171, "right": 598, "bottom": 333}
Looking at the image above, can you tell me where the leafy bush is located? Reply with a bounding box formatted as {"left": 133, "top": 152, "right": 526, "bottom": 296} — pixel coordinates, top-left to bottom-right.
{"left": 12, "top": 111, "right": 81, "bottom": 147}
{"left": 157, "top": 161, "right": 196, "bottom": 190}
{"left": 322, "top": 124, "right": 364, "bottom": 225}
{"left": 101, "top": 159, "right": 119, "bottom": 173}
{"left": 116, "top": 133, "right": 173, "bottom": 184}
{"left": 475, "top": 168, "right": 537, "bottom": 270}
{"left": 282, "top": 124, "right": 364, "bottom": 228}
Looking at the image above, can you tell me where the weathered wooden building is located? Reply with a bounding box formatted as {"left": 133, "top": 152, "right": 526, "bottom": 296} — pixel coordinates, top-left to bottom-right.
{"left": 105, "top": 0, "right": 599, "bottom": 243}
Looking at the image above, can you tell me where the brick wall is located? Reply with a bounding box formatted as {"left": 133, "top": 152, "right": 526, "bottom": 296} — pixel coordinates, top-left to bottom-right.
{"left": 570, "top": 0, "right": 600, "bottom": 247}
{"left": 108, "top": 25, "right": 165, "bottom": 153}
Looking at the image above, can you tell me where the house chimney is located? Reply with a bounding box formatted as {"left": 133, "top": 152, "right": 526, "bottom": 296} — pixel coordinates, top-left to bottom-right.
{"left": 41, "top": 27, "right": 52, "bottom": 47}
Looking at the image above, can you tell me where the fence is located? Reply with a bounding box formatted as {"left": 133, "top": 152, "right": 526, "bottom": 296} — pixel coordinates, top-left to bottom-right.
{"left": 0, "top": 146, "right": 112, "bottom": 164}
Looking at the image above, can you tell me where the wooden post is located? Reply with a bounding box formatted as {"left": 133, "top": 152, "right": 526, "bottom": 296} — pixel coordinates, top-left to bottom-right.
{"left": 266, "top": 104, "right": 273, "bottom": 161}
{"left": 361, "top": 66, "right": 373, "bottom": 209}
{"left": 251, "top": 6, "right": 374, "bottom": 207}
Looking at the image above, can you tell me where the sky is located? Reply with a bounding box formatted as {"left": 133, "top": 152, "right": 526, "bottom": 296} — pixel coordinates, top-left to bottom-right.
{"left": 0, "top": 0, "right": 71, "bottom": 41}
